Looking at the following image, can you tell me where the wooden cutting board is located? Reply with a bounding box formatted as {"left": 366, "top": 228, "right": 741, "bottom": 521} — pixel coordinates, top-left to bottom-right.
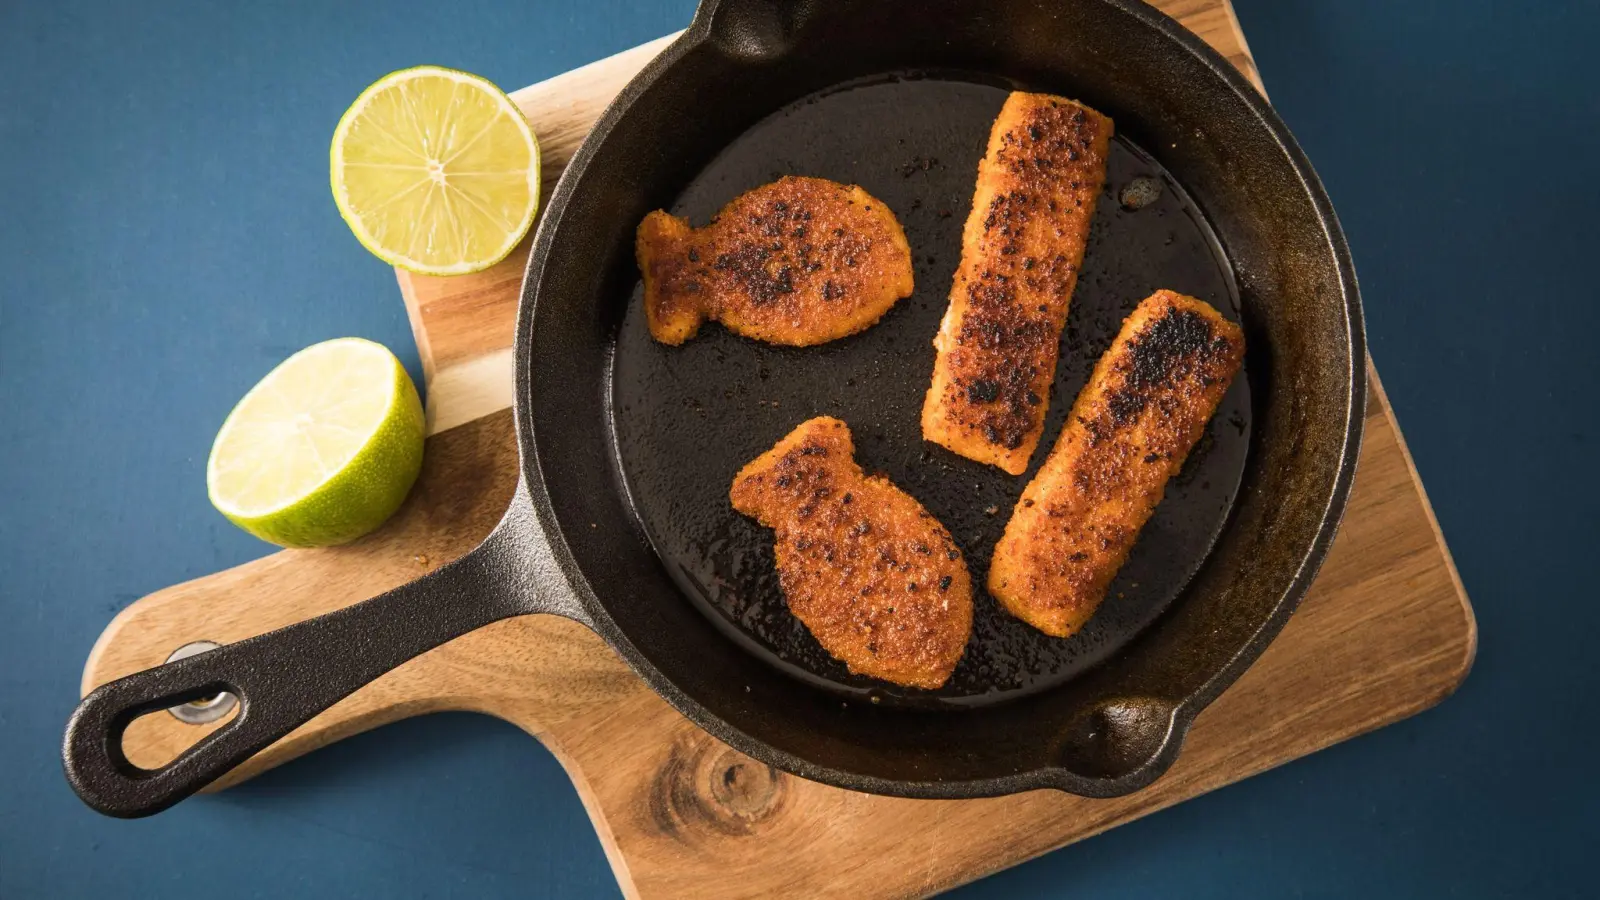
{"left": 83, "top": 3, "right": 1476, "bottom": 897}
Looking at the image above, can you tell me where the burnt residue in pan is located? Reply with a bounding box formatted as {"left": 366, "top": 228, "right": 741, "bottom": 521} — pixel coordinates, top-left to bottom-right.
{"left": 608, "top": 75, "right": 1251, "bottom": 709}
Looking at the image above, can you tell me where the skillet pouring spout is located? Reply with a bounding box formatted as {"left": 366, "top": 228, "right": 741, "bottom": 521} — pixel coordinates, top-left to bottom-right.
{"left": 62, "top": 483, "right": 587, "bottom": 818}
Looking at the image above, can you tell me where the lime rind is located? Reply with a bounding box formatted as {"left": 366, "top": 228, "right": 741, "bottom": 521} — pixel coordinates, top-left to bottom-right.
{"left": 206, "top": 338, "right": 425, "bottom": 548}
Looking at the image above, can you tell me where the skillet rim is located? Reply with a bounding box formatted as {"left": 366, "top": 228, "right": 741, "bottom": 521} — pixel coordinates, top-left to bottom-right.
{"left": 511, "top": 0, "right": 1367, "bottom": 798}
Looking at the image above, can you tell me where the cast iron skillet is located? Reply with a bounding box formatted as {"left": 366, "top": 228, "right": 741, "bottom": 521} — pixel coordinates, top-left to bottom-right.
{"left": 64, "top": 0, "right": 1364, "bottom": 818}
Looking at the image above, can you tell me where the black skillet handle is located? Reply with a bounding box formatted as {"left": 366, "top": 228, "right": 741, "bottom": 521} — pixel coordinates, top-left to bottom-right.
{"left": 63, "top": 483, "right": 585, "bottom": 818}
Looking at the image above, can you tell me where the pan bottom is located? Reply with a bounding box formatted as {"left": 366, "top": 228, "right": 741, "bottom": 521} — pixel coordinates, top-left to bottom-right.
{"left": 609, "top": 73, "right": 1250, "bottom": 709}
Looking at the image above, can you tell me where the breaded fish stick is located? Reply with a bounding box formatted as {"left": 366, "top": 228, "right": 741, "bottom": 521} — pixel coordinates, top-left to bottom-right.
{"left": 637, "top": 176, "right": 913, "bottom": 347}
{"left": 731, "top": 417, "right": 973, "bottom": 689}
{"left": 989, "top": 290, "right": 1244, "bottom": 638}
{"left": 922, "top": 92, "right": 1113, "bottom": 474}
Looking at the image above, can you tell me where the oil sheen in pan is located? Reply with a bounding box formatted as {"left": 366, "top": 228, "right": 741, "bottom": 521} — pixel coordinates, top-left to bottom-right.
{"left": 608, "top": 74, "right": 1251, "bottom": 709}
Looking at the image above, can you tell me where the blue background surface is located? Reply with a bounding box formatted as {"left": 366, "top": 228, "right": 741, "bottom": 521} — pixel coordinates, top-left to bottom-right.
{"left": 2, "top": 1, "right": 1595, "bottom": 896}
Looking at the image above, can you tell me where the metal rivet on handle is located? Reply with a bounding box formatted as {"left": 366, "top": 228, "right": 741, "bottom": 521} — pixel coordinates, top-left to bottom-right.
{"left": 164, "top": 641, "right": 237, "bottom": 725}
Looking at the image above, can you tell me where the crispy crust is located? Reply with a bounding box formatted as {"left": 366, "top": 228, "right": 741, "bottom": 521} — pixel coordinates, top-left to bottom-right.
{"left": 988, "top": 291, "right": 1244, "bottom": 637}
{"left": 922, "top": 92, "right": 1113, "bottom": 474}
{"left": 730, "top": 417, "right": 973, "bottom": 688}
{"left": 636, "top": 176, "right": 914, "bottom": 346}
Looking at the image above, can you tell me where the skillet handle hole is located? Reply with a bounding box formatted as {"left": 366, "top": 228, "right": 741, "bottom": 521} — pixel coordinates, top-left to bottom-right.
{"left": 109, "top": 641, "right": 241, "bottom": 772}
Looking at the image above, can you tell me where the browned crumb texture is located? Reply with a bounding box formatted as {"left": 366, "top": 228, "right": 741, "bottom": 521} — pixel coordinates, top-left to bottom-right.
{"left": 988, "top": 290, "right": 1244, "bottom": 638}
{"left": 922, "top": 92, "right": 1114, "bottom": 475}
{"left": 729, "top": 417, "right": 974, "bottom": 689}
{"left": 635, "top": 176, "right": 914, "bottom": 347}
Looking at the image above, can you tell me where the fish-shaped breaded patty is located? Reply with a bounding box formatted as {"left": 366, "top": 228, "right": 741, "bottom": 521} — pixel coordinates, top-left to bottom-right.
{"left": 730, "top": 417, "right": 973, "bottom": 689}
{"left": 989, "top": 290, "right": 1244, "bottom": 638}
{"left": 922, "top": 92, "right": 1113, "bottom": 474}
{"left": 636, "top": 176, "right": 914, "bottom": 346}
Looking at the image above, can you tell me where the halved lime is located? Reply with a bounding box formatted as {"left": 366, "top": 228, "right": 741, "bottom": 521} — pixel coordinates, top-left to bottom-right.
{"left": 330, "top": 65, "right": 541, "bottom": 276}
{"left": 207, "top": 338, "right": 425, "bottom": 548}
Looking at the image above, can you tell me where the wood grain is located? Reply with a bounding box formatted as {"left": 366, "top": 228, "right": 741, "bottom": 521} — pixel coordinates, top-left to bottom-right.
{"left": 82, "top": 4, "right": 1475, "bottom": 898}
